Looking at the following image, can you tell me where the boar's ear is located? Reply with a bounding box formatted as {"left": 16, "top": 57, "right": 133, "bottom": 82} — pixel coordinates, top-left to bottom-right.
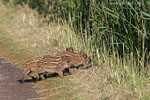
{"left": 62, "top": 56, "right": 69, "bottom": 61}
{"left": 66, "top": 47, "right": 74, "bottom": 53}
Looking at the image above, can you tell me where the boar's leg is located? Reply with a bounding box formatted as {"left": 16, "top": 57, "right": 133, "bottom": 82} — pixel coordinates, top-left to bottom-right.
{"left": 56, "top": 69, "right": 63, "bottom": 77}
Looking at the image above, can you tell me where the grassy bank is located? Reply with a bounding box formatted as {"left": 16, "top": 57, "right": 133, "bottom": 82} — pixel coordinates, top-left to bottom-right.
{"left": 0, "top": 29, "right": 35, "bottom": 66}
{"left": 0, "top": 1, "right": 150, "bottom": 100}
{"left": 0, "top": 2, "right": 35, "bottom": 66}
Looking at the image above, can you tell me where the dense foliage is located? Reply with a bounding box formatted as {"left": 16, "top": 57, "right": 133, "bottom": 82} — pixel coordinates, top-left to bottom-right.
{"left": 4, "top": 0, "right": 150, "bottom": 60}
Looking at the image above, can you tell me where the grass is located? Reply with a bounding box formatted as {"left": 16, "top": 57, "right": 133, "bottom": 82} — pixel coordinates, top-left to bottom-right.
{"left": 0, "top": 28, "right": 35, "bottom": 66}
{"left": 0, "top": 2, "right": 82, "bottom": 99}
{"left": 0, "top": 2, "right": 36, "bottom": 66}
{"left": 0, "top": 1, "right": 150, "bottom": 100}
{"left": 2, "top": 5, "right": 85, "bottom": 56}
{"left": 35, "top": 77, "right": 78, "bottom": 100}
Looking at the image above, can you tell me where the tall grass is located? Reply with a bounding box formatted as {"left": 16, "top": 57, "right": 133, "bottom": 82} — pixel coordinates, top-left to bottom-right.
{"left": 5, "top": 0, "right": 150, "bottom": 55}
{"left": 1, "top": 1, "right": 150, "bottom": 99}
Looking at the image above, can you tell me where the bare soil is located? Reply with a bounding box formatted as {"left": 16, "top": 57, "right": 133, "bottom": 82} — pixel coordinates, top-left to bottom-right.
{"left": 0, "top": 58, "right": 42, "bottom": 100}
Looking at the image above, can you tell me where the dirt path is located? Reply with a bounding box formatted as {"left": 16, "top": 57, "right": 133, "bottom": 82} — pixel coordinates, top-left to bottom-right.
{"left": 0, "top": 58, "right": 42, "bottom": 100}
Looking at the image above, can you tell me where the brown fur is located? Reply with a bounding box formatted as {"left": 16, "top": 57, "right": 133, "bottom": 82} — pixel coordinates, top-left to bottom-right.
{"left": 64, "top": 52, "right": 88, "bottom": 67}
{"left": 42, "top": 47, "right": 74, "bottom": 60}
{"left": 22, "top": 57, "right": 42, "bottom": 83}
{"left": 43, "top": 55, "right": 62, "bottom": 61}
{"left": 56, "top": 51, "right": 91, "bottom": 71}
{"left": 21, "top": 48, "right": 91, "bottom": 83}
{"left": 22, "top": 56, "right": 71, "bottom": 82}
{"left": 36, "top": 56, "right": 71, "bottom": 80}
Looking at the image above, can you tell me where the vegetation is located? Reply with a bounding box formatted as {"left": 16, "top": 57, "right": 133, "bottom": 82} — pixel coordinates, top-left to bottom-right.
{"left": 1, "top": 0, "right": 150, "bottom": 100}
{"left": 0, "top": 6, "right": 34, "bottom": 66}
{"left": 4, "top": 0, "right": 150, "bottom": 54}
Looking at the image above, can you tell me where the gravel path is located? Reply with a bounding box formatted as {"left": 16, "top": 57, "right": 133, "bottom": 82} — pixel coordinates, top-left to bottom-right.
{"left": 0, "top": 58, "right": 42, "bottom": 100}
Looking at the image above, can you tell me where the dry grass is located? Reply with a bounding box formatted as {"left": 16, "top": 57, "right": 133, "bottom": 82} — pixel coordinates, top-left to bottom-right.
{"left": 1, "top": 4, "right": 84, "bottom": 57}
{"left": 0, "top": 2, "right": 150, "bottom": 100}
